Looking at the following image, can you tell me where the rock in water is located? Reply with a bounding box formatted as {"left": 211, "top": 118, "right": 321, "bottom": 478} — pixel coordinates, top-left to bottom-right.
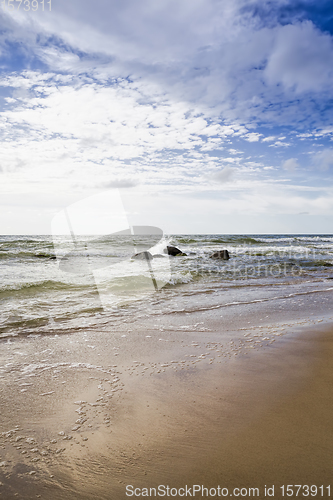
{"left": 210, "top": 250, "right": 230, "bottom": 260}
{"left": 164, "top": 246, "right": 187, "bottom": 256}
{"left": 131, "top": 251, "right": 153, "bottom": 260}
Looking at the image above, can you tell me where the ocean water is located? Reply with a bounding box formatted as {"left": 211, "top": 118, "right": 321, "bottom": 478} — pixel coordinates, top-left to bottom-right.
{"left": 1, "top": 234, "right": 333, "bottom": 338}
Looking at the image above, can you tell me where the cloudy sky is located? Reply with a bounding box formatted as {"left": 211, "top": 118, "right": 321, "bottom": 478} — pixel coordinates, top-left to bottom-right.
{"left": 1, "top": 0, "right": 333, "bottom": 234}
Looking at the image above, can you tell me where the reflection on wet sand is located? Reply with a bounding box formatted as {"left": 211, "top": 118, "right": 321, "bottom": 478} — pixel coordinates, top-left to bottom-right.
{"left": 1, "top": 304, "right": 333, "bottom": 499}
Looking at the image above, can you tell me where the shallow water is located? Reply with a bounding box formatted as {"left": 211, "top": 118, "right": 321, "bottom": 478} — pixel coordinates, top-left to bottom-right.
{"left": 1, "top": 234, "right": 333, "bottom": 338}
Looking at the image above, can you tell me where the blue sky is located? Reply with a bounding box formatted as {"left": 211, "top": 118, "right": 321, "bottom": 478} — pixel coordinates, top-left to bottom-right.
{"left": 0, "top": 0, "right": 333, "bottom": 234}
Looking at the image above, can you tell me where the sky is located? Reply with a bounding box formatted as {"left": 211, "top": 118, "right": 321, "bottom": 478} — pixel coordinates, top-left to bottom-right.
{"left": 0, "top": 0, "right": 333, "bottom": 234}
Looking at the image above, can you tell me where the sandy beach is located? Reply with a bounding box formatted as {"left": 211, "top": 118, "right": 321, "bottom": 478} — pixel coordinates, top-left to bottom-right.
{"left": 1, "top": 284, "right": 333, "bottom": 500}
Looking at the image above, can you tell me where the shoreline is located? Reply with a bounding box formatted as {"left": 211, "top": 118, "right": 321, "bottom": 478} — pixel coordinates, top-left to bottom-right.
{"left": 1, "top": 295, "right": 333, "bottom": 499}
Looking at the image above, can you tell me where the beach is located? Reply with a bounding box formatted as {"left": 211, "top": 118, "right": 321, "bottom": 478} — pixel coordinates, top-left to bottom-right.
{"left": 1, "top": 280, "right": 333, "bottom": 499}
{"left": 1, "top": 0, "right": 333, "bottom": 494}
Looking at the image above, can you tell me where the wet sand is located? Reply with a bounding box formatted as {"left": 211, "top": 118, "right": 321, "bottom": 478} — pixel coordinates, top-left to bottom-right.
{"left": 1, "top": 300, "right": 333, "bottom": 499}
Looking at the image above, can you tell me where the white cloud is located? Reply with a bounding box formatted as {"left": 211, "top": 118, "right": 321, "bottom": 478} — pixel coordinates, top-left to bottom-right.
{"left": 265, "top": 21, "right": 333, "bottom": 93}
{"left": 269, "top": 141, "right": 290, "bottom": 148}
{"left": 1, "top": 69, "right": 268, "bottom": 199}
{"left": 244, "top": 132, "right": 262, "bottom": 142}
{"left": 2, "top": 2, "right": 333, "bottom": 130}
{"left": 100, "top": 178, "right": 139, "bottom": 189}
{"left": 212, "top": 166, "right": 235, "bottom": 183}
{"left": 296, "top": 133, "right": 313, "bottom": 139}
{"left": 282, "top": 158, "right": 299, "bottom": 171}
{"left": 313, "top": 149, "right": 333, "bottom": 171}
{"left": 262, "top": 136, "right": 276, "bottom": 142}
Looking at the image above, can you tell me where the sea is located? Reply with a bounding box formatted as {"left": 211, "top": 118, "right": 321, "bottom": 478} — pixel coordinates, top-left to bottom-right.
{"left": 1, "top": 234, "right": 333, "bottom": 339}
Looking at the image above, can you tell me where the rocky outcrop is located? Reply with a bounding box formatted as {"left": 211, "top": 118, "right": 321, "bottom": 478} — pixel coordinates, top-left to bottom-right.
{"left": 164, "top": 246, "right": 187, "bottom": 256}
{"left": 131, "top": 251, "right": 153, "bottom": 260}
{"left": 210, "top": 249, "right": 230, "bottom": 260}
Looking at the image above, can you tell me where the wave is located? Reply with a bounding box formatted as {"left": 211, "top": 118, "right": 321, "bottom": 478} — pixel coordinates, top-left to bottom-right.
{"left": 215, "top": 236, "right": 263, "bottom": 245}
{"left": 0, "top": 316, "right": 50, "bottom": 335}
{"left": 175, "top": 238, "right": 198, "bottom": 244}
{"left": 301, "top": 260, "right": 333, "bottom": 268}
{"left": 169, "top": 236, "right": 265, "bottom": 248}
{"left": 0, "top": 251, "right": 56, "bottom": 260}
{"left": 0, "top": 304, "right": 104, "bottom": 337}
{"left": 0, "top": 279, "right": 91, "bottom": 295}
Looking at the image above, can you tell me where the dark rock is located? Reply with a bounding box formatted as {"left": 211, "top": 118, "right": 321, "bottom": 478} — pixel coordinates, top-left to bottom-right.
{"left": 49, "top": 256, "right": 57, "bottom": 260}
{"left": 164, "top": 246, "right": 187, "bottom": 256}
{"left": 131, "top": 251, "right": 153, "bottom": 260}
{"left": 210, "top": 250, "right": 230, "bottom": 260}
